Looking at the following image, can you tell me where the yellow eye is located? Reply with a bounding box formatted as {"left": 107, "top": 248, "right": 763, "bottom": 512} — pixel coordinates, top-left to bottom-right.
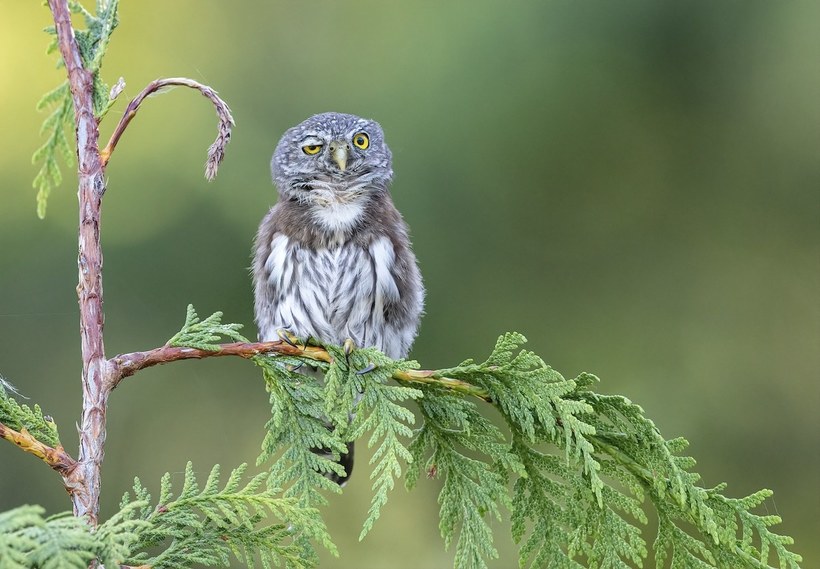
{"left": 302, "top": 144, "right": 322, "bottom": 155}
{"left": 352, "top": 132, "right": 369, "bottom": 150}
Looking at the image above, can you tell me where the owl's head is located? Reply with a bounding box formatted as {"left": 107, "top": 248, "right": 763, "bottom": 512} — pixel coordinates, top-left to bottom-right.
{"left": 271, "top": 112, "right": 393, "bottom": 203}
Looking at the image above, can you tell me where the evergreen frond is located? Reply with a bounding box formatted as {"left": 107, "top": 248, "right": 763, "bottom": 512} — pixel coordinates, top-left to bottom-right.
{"left": 0, "top": 506, "right": 126, "bottom": 569}
{"left": 439, "top": 332, "right": 604, "bottom": 504}
{"left": 511, "top": 443, "right": 585, "bottom": 568}
{"left": 34, "top": 0, "right": 120, "bottom": 218}
{"left": 405, "top": 333, "right": 803, "bottom": 569}
{"left": 341, "top": 347, "right": 422, "bottom": 540}
{"left": 120, "top": 461, "right": 332, "bottom": 569}
{"left": 153, "top": 309, "right": 806, "bottom": 569}
{"left": 168, "top": 304, "right": 249, "bottom": 349}
{"left": 94, "top": 501, "right": 152, "bottom": 567}
{"left": 0, "top": 505, "right": 45, "bottom": 568}
{"left": 18, "top": 302, "right": 796, "bottom": 569}
{"left": 23, "top": 513, "right": 99, "bottom": 569}
{"left": 32, "top": 83, "right": 73, "bottom": 220}
{"left": 0, "top": 378, "right": 61, "bottom": 448}
{"left": 407, "top": 389, "right": 518, "bottom": 569}
{"left": 253, "top": 355, "right": 346, "bottom": 511}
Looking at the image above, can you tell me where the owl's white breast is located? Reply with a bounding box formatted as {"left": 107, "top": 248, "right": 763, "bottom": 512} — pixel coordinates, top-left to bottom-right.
{"left": 260, "top": 234, "right": 403, "bottom": 356}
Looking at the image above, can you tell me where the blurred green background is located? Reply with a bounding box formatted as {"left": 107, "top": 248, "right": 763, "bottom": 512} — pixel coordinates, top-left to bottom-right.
{"left": 1, "top": 1, "right": 818, "bottom": 567}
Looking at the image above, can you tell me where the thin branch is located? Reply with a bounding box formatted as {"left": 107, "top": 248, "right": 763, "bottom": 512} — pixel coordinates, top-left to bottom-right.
{"left": 47, "top": 0, "right": 108, "bottom": 525}
{"left": 393, "top": 368, "right": 492, "bottom": 401}
{"left": 109, "top": 341, "right": 491, "bottom": 401}
{"left": 0, "top": 421, "right": 78, "bottom": 475}
{"left": 109, "top": 341, "right": 325, "bottom": 387}
{"left": 100, "top": 77, "right": 235, "bottom": 180}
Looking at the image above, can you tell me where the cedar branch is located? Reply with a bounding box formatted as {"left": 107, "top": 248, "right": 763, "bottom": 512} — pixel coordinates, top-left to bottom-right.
{"left": 109, "top": 341, "right": 491, "bottom": 401}
{"left": 47, "top": 0, "right": 109, "bottom": 525}
{"left": 0, "top": 421, "right": 78, "bottom": 480}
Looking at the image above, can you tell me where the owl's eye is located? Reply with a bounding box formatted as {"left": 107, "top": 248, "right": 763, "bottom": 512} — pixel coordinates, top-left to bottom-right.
{"left": 302, "top": 144, "right": 322, "bottom": 155}
{"left": 352, "top": 133, "right": 370, "bottom": 150}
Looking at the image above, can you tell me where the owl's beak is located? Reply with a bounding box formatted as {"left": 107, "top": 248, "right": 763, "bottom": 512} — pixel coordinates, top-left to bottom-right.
{"left": 329, "top": 141, "right": 348, "bottom": 172}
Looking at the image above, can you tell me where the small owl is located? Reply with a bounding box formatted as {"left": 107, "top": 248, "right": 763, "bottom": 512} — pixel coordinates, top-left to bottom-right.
{"left": 252, "top": 112, "right": 424, "bottom": 484}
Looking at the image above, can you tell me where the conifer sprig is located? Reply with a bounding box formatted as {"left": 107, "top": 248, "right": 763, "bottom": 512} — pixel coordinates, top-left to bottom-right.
{"left": 0, "top": 379, "right": 60, "bottom": 448}
{"left": 32, "top": 81, "right": 73, "bottom": 220}
{"left": 0, "top": 504, "right": 148, "bottom": 569}
{"left": 337, "top": 346, "right": 422, "bottom": 540}
{"left": 33, "top": 0, "right": 119, "bottom": 218}
{"left": 254, "top": 355, "right": 347, "bottom": 508}
{"left": 163, "top": 308, "right": 802, "bottom": 569}
{"left": 120, "top": 462, "right": 331, "bottom": 569}
{"left": 168, "top": 304, "right": 249, "bottom": 350}
{"left": 407, "top": 390, "right": 520, "bottom": 569}
{"left": 0, "top": 463, "right": 327, "bottom": 569}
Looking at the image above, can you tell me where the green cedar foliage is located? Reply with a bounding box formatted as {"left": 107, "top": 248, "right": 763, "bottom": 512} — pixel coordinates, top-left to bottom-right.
{"left": 168, "top": 307, "right": 805, "bottom": 569}
{"left": 168, "top": 303, "right": 249, "bottom": 349}
{"left": 332, "top": 345, "right": 421, "bottom": 540}
{"left": 33, "top": 0, "right": 119, "bottom": 218}
{"left": 118, "top": 462, "right": 328, "bottom": 569}
{"left": 0, "top": 378, "right": 60, "bottom": 448}
{"left": 0, "top": 307, "right": 806, "bottom": 569}
{"left": 0, "top": 505, "right": 102, "bottom": 569}
{"left": 0, "top": 462, "right": 327, "bottom": 569}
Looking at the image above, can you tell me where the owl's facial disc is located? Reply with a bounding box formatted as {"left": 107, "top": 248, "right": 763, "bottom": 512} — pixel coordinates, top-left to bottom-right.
{"left": 272, "top": 113, "right": 392, "bottom": 202}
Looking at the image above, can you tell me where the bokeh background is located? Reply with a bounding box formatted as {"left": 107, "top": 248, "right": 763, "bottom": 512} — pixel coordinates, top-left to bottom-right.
{"left": 1, "top": 1, "right": 818, "bottom": 567}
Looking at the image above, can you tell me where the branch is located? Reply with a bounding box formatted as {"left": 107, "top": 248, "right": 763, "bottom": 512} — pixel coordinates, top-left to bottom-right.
{"left": 100, "top": 77, "right": 235, "bottom": 180}
{"left": 45, "top": 2, "right": 237, "bottom": 526}
{"left": 109, "top": 341, "right": 491, "bottom": 401}
{"left": 0, "top": 421, "right": 78, "bottom": 476}
{"left": 392, "top": 368, "right": 491, "bottom": 401}
{"left": 47, "top": 0, "right": 109, "bottom": 525}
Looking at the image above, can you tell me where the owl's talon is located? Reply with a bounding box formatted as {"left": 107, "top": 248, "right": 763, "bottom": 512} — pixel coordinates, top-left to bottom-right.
{"left": 277, "top": 329, "right": 299, "bottom": 349}
{"left": 343, "top": 338, "right": 356, "bottom": 355}
{"left": 343, "top": 338, "right": 356, "bottom": 363}
{"left": 356, "top": 362, "right": 377, "bottom": 376}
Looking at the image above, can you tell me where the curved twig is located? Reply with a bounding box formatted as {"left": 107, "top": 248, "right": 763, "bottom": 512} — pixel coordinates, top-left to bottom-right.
{"left": 100, "top": 77, "right": 235, "bottom": 180}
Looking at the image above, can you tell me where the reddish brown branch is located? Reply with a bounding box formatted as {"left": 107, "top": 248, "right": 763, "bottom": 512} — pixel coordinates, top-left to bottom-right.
{"left": 100, "top": 77, "right": 235, "bottom": 180}
{"left": 109, "top": 341, "right": 491, "bottom": 401}
{"left": 48, "top": 0, "right": 109, "bottom": 525}
{"left": 0, "top": 421, "right": 78, "bottom": 475}
{"left": 110, "top": 340, "right": 329, "bottom": 388}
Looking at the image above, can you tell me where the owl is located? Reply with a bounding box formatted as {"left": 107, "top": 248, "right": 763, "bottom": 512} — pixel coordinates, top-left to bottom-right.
{"left": 252, "top": 112, "right": 425, "bottom": 485}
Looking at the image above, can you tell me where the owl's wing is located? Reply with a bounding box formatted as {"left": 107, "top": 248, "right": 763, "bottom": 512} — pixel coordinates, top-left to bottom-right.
{"left": 252, "top": 206, "right": 287, "bottom": 342}
{"left": 376, "top": 231, "right": 425, "bottom": 360}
